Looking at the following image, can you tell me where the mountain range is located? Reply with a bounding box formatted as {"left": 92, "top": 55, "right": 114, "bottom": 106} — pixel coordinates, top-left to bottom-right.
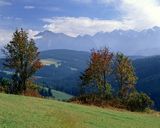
{"left": 35, "top": 26, "right": 160, "bottom": 56}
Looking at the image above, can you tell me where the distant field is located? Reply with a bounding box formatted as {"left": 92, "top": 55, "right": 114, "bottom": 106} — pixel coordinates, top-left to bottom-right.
{"left": 0, "top": 93, "right": 160, "bottom": 128}
{"left": 40, "top": 87, "right": 73, "bottom": 100}
{"left": 51, "top": 89, "right": 73, "bottom": 100}
{"left": 40, "top": 58, "right": 61, "bottom": 67}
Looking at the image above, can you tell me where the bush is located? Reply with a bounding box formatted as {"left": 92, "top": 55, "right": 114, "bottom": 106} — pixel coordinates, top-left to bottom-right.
{"left": 22, "top": 81, "right": 41, "bottom": 97}
{"left": 105, "top": 83, "right": 113, "bottom": 100}
{"left": 126, "top": 92, "right": 153, "bottom": 111}
{"left": 0, "top": 78, "right": 10, "bottom": 93}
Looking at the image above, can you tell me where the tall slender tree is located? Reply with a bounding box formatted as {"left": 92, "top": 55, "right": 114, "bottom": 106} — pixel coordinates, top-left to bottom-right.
{"left": 2, "top": 29, "right": 42, "bottom": 94}
{"left": 115, "top": 53, "right": 137, "bottom": 98}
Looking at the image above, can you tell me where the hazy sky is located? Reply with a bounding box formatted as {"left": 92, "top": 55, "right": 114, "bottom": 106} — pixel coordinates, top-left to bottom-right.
{"left": 1, "top": 0, "right": 160, "bottom": 44}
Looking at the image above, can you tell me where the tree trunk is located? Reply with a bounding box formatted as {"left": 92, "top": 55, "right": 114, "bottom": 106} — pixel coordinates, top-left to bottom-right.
{"left": 103, "top": 71, "right": 106, "bottom": 96}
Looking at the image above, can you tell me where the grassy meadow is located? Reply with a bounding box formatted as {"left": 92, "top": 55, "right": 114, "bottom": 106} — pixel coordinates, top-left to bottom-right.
{"left": 0, "top": 93, "right": 160, "bottom": 128}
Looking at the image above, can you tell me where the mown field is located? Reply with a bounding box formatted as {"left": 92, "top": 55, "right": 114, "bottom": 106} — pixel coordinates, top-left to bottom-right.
{"left": 0, "top": 93, "right": 160, "bottom": 128}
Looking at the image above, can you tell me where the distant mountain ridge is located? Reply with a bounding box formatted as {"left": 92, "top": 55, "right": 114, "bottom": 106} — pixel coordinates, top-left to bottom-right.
{"left": 35, "top": 30, "right": 96, "bottom": 52}
{"left": 35, "top": 26, "right": 160, "bottom": 56}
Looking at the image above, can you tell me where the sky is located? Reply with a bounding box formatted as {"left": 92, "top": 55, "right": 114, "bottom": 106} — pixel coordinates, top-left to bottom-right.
{"left": 1, "top": 0, "right": 160, "bottom": 44}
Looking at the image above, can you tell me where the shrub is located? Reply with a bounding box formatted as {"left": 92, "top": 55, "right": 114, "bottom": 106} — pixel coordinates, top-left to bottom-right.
{"left": 126, "top": 92, "right": 153, "bottom": 111}
{"left": 22, "top": 81, "right": 41, "bottom": 97}
{"left": 105, "top": 83, "right": 113, "bottom": 100}
{"left": 0, "top": 78, "right": 10, "bottom": 93}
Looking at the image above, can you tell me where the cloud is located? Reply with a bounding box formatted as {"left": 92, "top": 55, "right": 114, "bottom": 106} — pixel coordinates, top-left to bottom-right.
{"left": 100, "top": 0, "right": 160, "bottom": 30}
{"left": 0, "top": 15, "right": 22, "bottom": 21}
{"left": 0, "top": 29, "right": 13, "bottom": 47}
{"left": 0, "top": 1, "right": 12, "bottom": 6}
{"left": 42, "top": 0, "right": 160, "bottom": 36}
{"left": 27, "top": 29, "right": 41, "bottom": 39}
{"left": 24, "top": 5, "right": 35, "bottom": 9}
{"left": 42, "top": 17, "right": 133, "bottom": 37}
{"left": 123, "top": 0, "right": 160, "bottom": 29}
{"left": 0, "top": 29, "right": 40, "bottom": 48}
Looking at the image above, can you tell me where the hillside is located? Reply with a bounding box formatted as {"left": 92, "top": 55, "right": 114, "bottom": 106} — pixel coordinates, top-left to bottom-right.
{"left": 133, "top": 56, "right": 160, "bottom": 110}
{"left": 37, "top": 50, "right": 160, "bottom": 110}
{"left": 36, "top": 49, "right": 90, "bottom": 95}
{"left": 0, "top": 93, "right": 160, "bottom": 128}
{"left": 1, "top": 49, "right": 160, "bottom": 110}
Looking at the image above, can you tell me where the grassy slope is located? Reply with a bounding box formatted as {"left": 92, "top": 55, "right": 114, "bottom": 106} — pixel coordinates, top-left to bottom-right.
{"left": 0, "top": 93, "right": 160, "bottom": 128}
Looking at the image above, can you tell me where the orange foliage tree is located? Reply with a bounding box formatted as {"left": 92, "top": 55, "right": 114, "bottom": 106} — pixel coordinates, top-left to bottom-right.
{"left": 81, "top": 47, "right": 113, "bottom": 96}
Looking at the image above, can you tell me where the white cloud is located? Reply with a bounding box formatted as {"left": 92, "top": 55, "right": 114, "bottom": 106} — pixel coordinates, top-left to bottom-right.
{"left": 42, "top": 17, "right": 133, "bottom": 37}
{"left": 24, "top": 5, "right": 35, "bottom": 9}
{"left": 100, "top": 0, "right": 160, "bottom": 30}
{"left": 122, "top": 0, "right": 160, "bottom": 30}
{"left": 0, "top": 29, "right": 40, "bottom": 48}
{"left": 42, "top": 0, "right": 160, "bottom": 36}
{"left": 27, "top": 29, "right": 41, "bottom": 39}
{"left": 0, "top": 1, "right": 12, "bottom": 6}
{"left": 0, "top": 29, "right": 13, "bottom": 47}
{"left": 0, "top": 16, "right": 22, "bottom": 21}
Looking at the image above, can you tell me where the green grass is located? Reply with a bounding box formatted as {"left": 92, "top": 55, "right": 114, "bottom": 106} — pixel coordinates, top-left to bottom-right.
{"left": 51, "top": 89, "right": 73, "bottom": 100}
{"left": 0, "top": 93, "right": 160, "bottom": 128}
{"left": 40, "top": 87, "right": 73, "bottom": 100}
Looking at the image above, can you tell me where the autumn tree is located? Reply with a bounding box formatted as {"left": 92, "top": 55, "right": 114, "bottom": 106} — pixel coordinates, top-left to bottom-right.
{"left": 2, "top": 29, "right": 42, "bottom": 94}
{"left": 115, "top": 53, "right": 137, "bottom": 98}
{"left": 81, "top": 47, "right": 113, "bottom": 96}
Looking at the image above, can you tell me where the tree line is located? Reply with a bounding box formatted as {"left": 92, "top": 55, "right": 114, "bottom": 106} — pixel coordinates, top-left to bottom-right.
{"left": 76, "top": 47, "right": 153, "bottom": 111}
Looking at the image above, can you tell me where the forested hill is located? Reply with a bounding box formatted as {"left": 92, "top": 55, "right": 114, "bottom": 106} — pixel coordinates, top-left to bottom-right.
{"left": 0, "top": 49, "right": 160, "bottom": 110}
{"left": 133, "top": 56, "right": 160, "bottom": 110}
